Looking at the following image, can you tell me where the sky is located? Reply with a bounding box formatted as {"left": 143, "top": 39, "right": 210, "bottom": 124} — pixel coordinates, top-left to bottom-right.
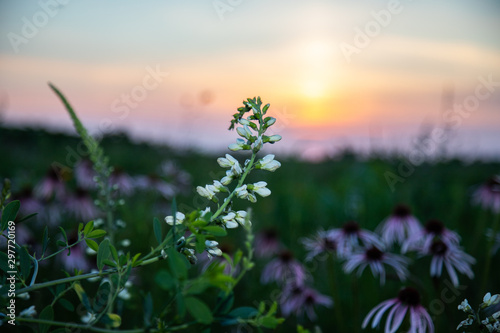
{"left": 0, "top": 0, "right": 499, "bottom": 160}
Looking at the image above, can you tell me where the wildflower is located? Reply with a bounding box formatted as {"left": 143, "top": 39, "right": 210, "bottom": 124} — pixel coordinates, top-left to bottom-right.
{"left": 165, "top": 212, "right": 185, "bottom": 225}
{"left": 256, "top": 154, "right": 281, "bottom": 172}
{"left": 473, "top": 176, "right": 500, "bottom": 213}
{"left": 402, "top": 219, "right": 460, "bottom": 253}
{"left": 328, "top": 221, "right": 384, "bottom": 258}
{"left": 222, "top": 212, "right": 238, "bottom": 229}
{"left": 265, "top": 134, "right": 282, "bottom": 143}
{"left": 249, "top": 181, "right": 271, "bottom": 197}
{"left": 255, "top": 228, "right": 281, "bottom": 258}
{"left": 235, "top": 210, "right": 251, "bottom": 226}
{"left": 280, "top": 283, "right": 333, "bottom": 321}
{"left": 425, "top": 240, "right": 475, "bottom": 287}
{"left": 362, "top": 287, "right": 434, "bottom": 333}
{"left": 81, "top": 312, "right": 96, "bottom": 324}
{"left": 19, "top": 305, "right": 37, "bottom": 318}
{"left": 261, "top": 250, "right": 306, "bottom": 285}
{"left": 64, "top": 188, "right": 99, "bottom": 221}
{"left": 60, "top": 240, "right": 91, "bottom": 272}
{"left": 34, "top": 168, "right": 67, "bottom": 200}
{"left": 377, "top": 204, "right": 422, "bottom": 247}
{"left": 343, "top": 246, "right": 409, "bottom": 285}
{"left": 205, "top": 240, "right": 223, "bottom": 258}
{"left": 236, "top": 125, "right": 253, "bottom": 140}
{"left": 301, "top": 230, "right": 337, "bottom": 261}
{"left": 217, "top": 154, "right": 243, "bottom": 176}
{"left": 75, "top": 159, "right": 97, "bottom": 190}
{"left": 198, "top": 243, "right": 236, "bottom": 275}
{"left": 228, "top": 138, "right": 250, "bottom": 151}
{"left": 196, "top": 185, "right": 218, "bottom": 201}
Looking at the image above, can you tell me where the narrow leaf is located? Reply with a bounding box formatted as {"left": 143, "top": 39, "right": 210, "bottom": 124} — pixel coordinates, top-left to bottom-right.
{"left": 97, "top": 239, "right": 110, "bottom": 271}
{"left": 153, "top": 217, "right": 162, "bottom": 245}
{"left": 1, "top": 200, "right": 20, "bottom": 231}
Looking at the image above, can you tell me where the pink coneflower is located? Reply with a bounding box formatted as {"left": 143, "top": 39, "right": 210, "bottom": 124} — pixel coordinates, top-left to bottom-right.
{"left": 59, "top": 236, "right": 91, "bottom": 272}
{"left": 15, "top": 187, "right": 43, "bottom": 216}
{"left": 473, "top": 176, "right": 500, "bottom": 213}
{"left": 254, "top": 228, "right": 281, "bottom": 258}
{"left": 362, "top": 287, "right": 434, "bottom": 333}
{"left": 135, "top": 174, "right": 176, "bottom": 199}
{"left": 301, "top": 230, "right": 337, "bottom": 261}
{"left": 261, "top": 250, "right": 306, "bottom": 285}
{"left": 198, "top": 243, "right": 236, "bottom": 276}
{"left": 402, "top": 219, "right": 460, "bottom": 253}
{"left": 109, "top": 167, "right": 134, "bottom": 196}
{"left": 328, "top": 221, "right": 383, "bottom": 258}
{"left": 74, "top": 159, "right": 97, "bottom": 190}
{"left": 424, "top": 240, "right": 475, "bottom": 287}
{"left": 343, "top": 246, "right": 409, "bottom": 285}
{"left": 280, "top": 283, "right": 333, "bottom": 321}
{"left": 64, "top": 188, "right": 99, "bottom": 222}
{"left": 34, "top": 168, "right": 67, "bottom": 200}
{"left": 378, "top": 204, "right": 422, "bottom": 247}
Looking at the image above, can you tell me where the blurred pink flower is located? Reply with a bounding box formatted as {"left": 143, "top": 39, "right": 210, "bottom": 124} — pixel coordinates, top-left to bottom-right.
{"left": 280, "top": 283, "right": 333, "bottom": 321}
{"left": 34, "top": 168, "right": 67, "bottom": 200}
{"left": 254, "top": 228, "right": 281, "bottom": 258}
{"left": 377, "top": 204, "right": 422, "bottom": 247}
{"left": 328, "top": 221, "right": 383, "bottom": 258}
{"left": 261, "top": 250, "right": 306, "bottom": 285}
{"left": 473, "top": 176, "right": 500, "bottom": 213}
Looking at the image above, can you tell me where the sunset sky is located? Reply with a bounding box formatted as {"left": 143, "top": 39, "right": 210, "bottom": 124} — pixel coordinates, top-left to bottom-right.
{"left": 1, "top": 1, "right": 499, "bottom": 159}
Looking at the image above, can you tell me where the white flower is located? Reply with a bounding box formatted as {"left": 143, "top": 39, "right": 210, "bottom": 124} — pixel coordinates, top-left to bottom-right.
{"left": 238, "top": 118, "right": 251, "bottom": 126}
{"left": 252, "top": 136, "right": 263, "bottom": 151}
{"left": 250, "top": 181, "right": 271, "bottom": 197}
{"left": 228, "top": 138, "right": 248, "bottom": 151}
{"left": 247, "top": 192, "right": 257, "bottom": 203}
{"left": 221, "top": 170, "right": 234, "bottom": 185}
{"left": 213, "top": 180, "right": 227, "bottom": 192}
{"left": 217, "top": 154, "right": 238, "bottom": 168}
{"left": 81, "top": 312, "right": 96, "bottom": 324}
{"left": 482, "top": 293, "right": 500, "bottom": 308}
{"left": 165, "top": 212, "right": 185, "bottom": 225}
{"left": 118, "top": 288, "right": 132, "bottom": 300}
{"left": 86, "top": 246, "right": 97, "bottom": 256}
{"left": 257, "top": 154, "right": 281, "bottom": 172}
{"left": 200, "top": 207, "right": 211, "bottom": 218}
{"left": 17, "top": 292, "right": 30, "bottom": 300}
{"left": 267, "top": 134, "right": 282, "bottom": 143}
{"left": 205, "top": 240, "right": 222, "bottom": 258}
{"left": 121, "top": 239, "right": 131, "bottom": 247}
{"left": 235, "top": 185, "right": 249, "bottom": 199}
{"left": 197, "top": 185, "right": 218, "bottom": 200}
{"left": 458, "top": 299, "right": 473, "bottom": 313}
{"left": 265, "top": 117, "right": 276, "bottom": 127}
{"left": 235, "top": 210, "right": 251, "bottom": 226}
{"left": 222, "top": 212, "right": 239, "bottom": 228}
{"left": 19, "top": 305, "right": 36, "bottom": 317}
{"left": 236, "top": 125, "right": 253, "bottom": 139}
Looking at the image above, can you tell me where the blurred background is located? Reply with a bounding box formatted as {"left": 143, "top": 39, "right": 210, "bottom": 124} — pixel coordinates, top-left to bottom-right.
{"left": 1, "top": 0, "right": 499, "bottom": 160}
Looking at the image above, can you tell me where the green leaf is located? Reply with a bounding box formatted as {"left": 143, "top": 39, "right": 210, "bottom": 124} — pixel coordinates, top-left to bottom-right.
{"left": 73, "top": 283, "right": 92, "bottom": 311}
{"left": 83, "top": 221, "right": 94, "bottom": 237}
{"left": 1, "top": 200, "right": 20, "bottom": 231}
{"left": 185, "top": 279, "right": 209, "bottom": 295}
{"left": 228, "top": 307, "right": 258, "bottom": 320}
{"left": 204, "top": 226, "right": 227, "bottom": 237}
{"left": 110, "top": 244, "right": 119, "bottom": 263}
{"left": 154, "top": 270, "right": 175, "bottom": 290}
{"left": 215, "top": 291, "right": 234, "bottom": 315}
{"left": 153, "top": 217, "right": 162, "bottom": 245}
{"left": 97, "top": 239, "right": 110, "bottom": 271}
{"left": 176, "top": 292, "right": 186, "bottom": 319}
{"left": 260, "top": 316, "right": 284, "bottom": 329}
{"left": 58, "top": 226, "right": 68, "bottom": 244}
{"left": 195, "top": 234, "right": 206, "bottom": 253}
{"left": 99, "top": 313, "right": 121, "bottom": 328}
{"left": 19, "top": 246, "right": 31, "bottom": 281}
{"left": 185, "top": 297, "right": 213, "bottom": 324}
{"left": 16, "top": 212, "right": 37, "bottom": 223}
{"left": 56, "top": 240, "right": 67, "bottom": 247}
{"left": 87, "top": 229, "right": 106, "bottom": 238}
{"left": 42, "top": 227, "right": 49, "bottom": 256}
{"left": 95, "top": 280, "right": 110, "bottom": 312}
{"left": 39, "top": 305, "right": 54, "bottom": 333}
{"left": 143, "top": 292, "right": 153, "bottom": 326}
{"left": 85, "top": 239, "right": 99, "bottom": 252}
{"left": 58, "top": 298, "right": 74, "bottom": 312}
{"left": 102, "top": 259, "right": 117, "bottom": 268}
{"left": 167, "top": 247, "right": 189, "bottom": 280}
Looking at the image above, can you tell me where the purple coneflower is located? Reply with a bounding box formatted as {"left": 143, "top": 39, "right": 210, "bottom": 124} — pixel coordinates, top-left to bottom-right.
{"left": 15, "top": 187, "right": 43, "bottom": 216}
{"left": 402, "top": 219, "right": 460, "bottom": 253}
{"left": 198, "top": 243, "right": 235, "bottom": 276}
{"left": 109, "top": 167, "right": 134, "bottom": 196}
{"left": 301, "top": 230, "right": 337, "bottom": 261}
{"left": 261, "top": 250, "right": 306, "bottom": 285}
{"left": 328, "top": 221, "right": 383, "bottom": 258}
{"left": 60, "top": 238, "right": 91, "bottom": 273}
{"left": 74, "top": 159, "right": 97, "bottom": 190}
{"left": 64, "top": 188, "right": 99, "bottom": 221}
{"left": 473, "top": 176, "right": 500, "bottom": 213}
{"left": 362, "top": 287, "right": 434, "bottom": 333}
{"left": 135, "top": 174, "right": 176, "bottom": 199}
{"left": 254, "top": 228, "right": 281, "bottom": 258}
{"left": 280, "top": 283, "right": 333, "bottom": 321}
{"left": 343, "top": 246, "right": 409, "bottom": 285}
{"left": 378, "top": 204, "right": 422, "bottom": 247}
{"left": 425, "top": 240, "right": 475, "bottom": 287}
{"left": 34, "top": 168, "right": 67, "bottom": 200}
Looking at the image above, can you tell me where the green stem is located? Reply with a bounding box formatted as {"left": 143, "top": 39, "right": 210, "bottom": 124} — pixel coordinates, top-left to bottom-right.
{"left": 327, "top": 255, "right": 344, "bottom": 332}
{"left": 481, "top": 213, "right": 500, "bottom": 292}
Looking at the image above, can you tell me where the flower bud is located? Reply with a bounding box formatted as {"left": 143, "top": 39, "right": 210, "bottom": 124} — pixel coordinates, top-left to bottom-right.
{"left": 165, "top": 212, "right": 185, "bottom": 225}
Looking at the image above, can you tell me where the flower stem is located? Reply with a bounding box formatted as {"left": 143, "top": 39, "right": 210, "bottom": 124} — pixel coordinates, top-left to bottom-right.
{"left": 327, "top": 255, "right": 345, "bottom": 331}
{"left": 481, "top": 212, "right": 500, "bottom": 292}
